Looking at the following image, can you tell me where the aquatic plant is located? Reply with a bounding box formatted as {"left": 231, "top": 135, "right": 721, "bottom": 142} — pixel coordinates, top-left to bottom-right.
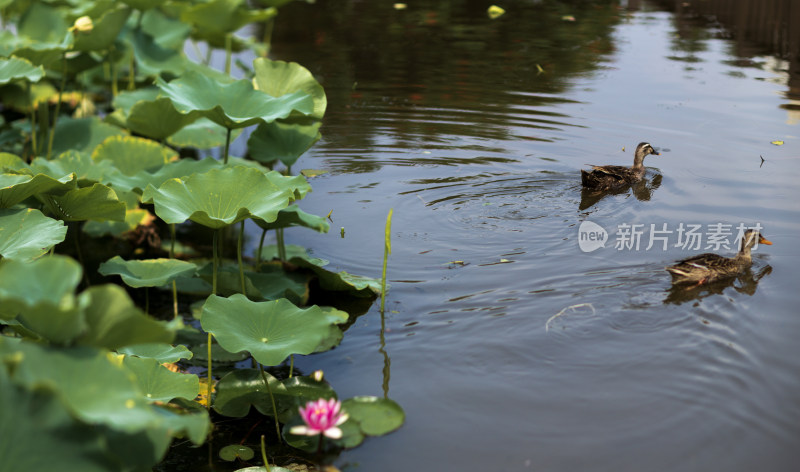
{"left": 291, "top": 398, "right": 349, "bottom": 439}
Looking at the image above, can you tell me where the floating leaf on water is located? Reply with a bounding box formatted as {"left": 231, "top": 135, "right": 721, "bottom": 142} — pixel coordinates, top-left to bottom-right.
{"left": 341, "top": 396, "right": 405, "bottom": 436}
{"left": 487, "top": 5, "right": 505, "bottom": 19}
{"left": 219, "top": 444, "right": 254, "bottom": 462}
{"left": 770, "top": 140, "right": 784, "bottom": 145}
{"left": 300, "top": 168, "right": 328, "bottom": 177}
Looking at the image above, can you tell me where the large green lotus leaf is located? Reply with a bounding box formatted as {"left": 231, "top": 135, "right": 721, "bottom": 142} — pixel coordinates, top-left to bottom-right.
{"left": 72, "top": 6, "right": 131, "bottom": 52}
{"left": 118, "top": 343, "right": 193, "bottom": 363}
{"left": 193, "top": 263, "right": 263, "bottom": 300}
{"left": 290, "top": 257, "right": 381, "bottom": 298}
{"left": 132, "top": 28, "right": 189, "bottom": 77}
{"left": 254, "top": 205, "right": 329, "bottom": 232}
{"left": 123, "top": 355, "right": 199, "bottom": 402}
{"left": 109, "top": 157, "right": 220, "bottom": 194}
{"left": 257, "top": 244, "right": 328, "bottom": 267}
{"left": 253, "top": 58, "right": 327, "bottom": 121}
{"left": 168, "top": 117, "right": 237, "bottom": 149}
{"left": 0, "top": 340, "right": 162, "bottom": 433}
{"left": 18, "top": 2, "right": 68, "bottom": 43}
{"left": 92, "top": 135, "right": 177, "bottom": 176}
{"left": 51, "top": 117, "right": 127, "bottom": 156}
{"left": 38, "top": 183, "right": 126, "bottom": 222}
{"left": 341, "top": 396, "right": 405, "bottom": 437}
{"left": 247, "top": 120, "right": 321, "bottom": 167}
{"left": 98, "top": 256, "right": 198, "bottom": 288}
{"left": 0, "top": 56, "right": 44, "bottom": 85}
{"left": 264, "top": 171, "right": 312, "bottom": 201}
{"left": 155, "top": 71, "right": 314, "bottom": 130}
{"left": 126, "top": 98, "right": 198, "bottom": 141}
{"left": 246, "top": 265, "right": 310, "bottom": 305}
{"left": 181, "top": 0, "right": 276, "bottom": 35}
{"left": 142, "top": 166, "right": 292, "bottom": 228}
{"left": 212, "top": 368, "right": 285, "bottom": 417}
{"left": 152, "top": 398, "right": 210, "bottom": 445}
{"left": 83, "top": 208, "right": 152, "bottom": 237}
{"left": 201, "top": 295, "right": 348, "bottom": 366}
{"left": 0, "top": 256, "right": 86, "bottom": 343}
{"left": 0, "top": 153, "right": 28, "bottom": 172}
{"left": 0, "top": 208, "right": 67, "bottom": 261}
{"left": 122, "top": 0, "right": 163, "bottom": 10}
{"left": 74, "top": 285, "right": 177, "bottom": 350}
{"left": 0, "top": 171, "right": 75, "bottom": 208}
{"left": 141, "top": 8, "right": 192, "bottom": 49}
{"left": 112, "top": 87, "right": 160, "bottom": 113}
{"left": 30, "top": 150, "right": 119, "bottom": 185}
{"left": 0, "top": 367, "right": 117, "bottom": 472}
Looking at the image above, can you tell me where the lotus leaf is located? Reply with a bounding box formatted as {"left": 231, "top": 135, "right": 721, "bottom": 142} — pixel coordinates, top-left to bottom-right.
{"left": 254, "top": 205, "right": 330, "bottom": 232}
{"left": 112, "top": 87, "right": 160, "bottom": 113}
{"left": 275, "top": 375, "right": 337, "bottom": 423}
{"left": 155, "top": 71, "right": 314, "bottom": 130}
{"left": 244, "top": 266, "right": 310, "bottom": 305}
{"left": 200, "top": 295, "right": 348, "bottom": 366}
{"left": 141, "top": 8, "right": 192, "bottom": 49}
{"left": 39, "top": 183, "right": 126, "bottom": 222}
{"left": 247, "top": 120, "right": 322, "bottom": 167}
{"left": 219, "top": 444, "right": 254, "bottom": 462}
{"left": 0, "top": 256, "right": 87, "bottom": 342}
{"left": 0, "top": 208, "right": 67, "bottom": 261}
{"left": 342, "top": 396, "right": 405, "bottom": 436}
{"left": 253, "top": 58, "right": 327, "bottom": 121}
{"left": 0, "top": 56, "right": 44, "bottom": 85}
{"left": 98, "top": 256, "right": 198, "bottom": 288}
{"left": 212, "top": 368, "right": 285, "bottom": 417}
{"left": 168, "top": 117, "right": 237, "bottom": 149}
{"left": 72, "top": 6, "right": 131, "bottom": 52}
{"left": 290, "top": 257, "right": 381, "bottom": 297}
{"left": 17, "top": 2, "right": 68, "bottom": 43}
{"left": 122, "top": 0, "right": 163, "bottom": 11}
{"left": 0, "top": 152, "right": 28, "bottom": 172}
{"left": 74, "top": 285, "right": 177, "bottom": 350}
{"left": 30, "top": 150, "right": 119, "bottom": 185}
{"left": 189, "top": 342, "right": 249, "bottom": 364}
{"left": 265, "top": 171, "right": 312, "bottom": 200}
{"left": 0, "top": 366, "right": 116, "bottom": 472}
{"left": 92, "top": 136, "right": 177, "bottom": 176}
{"left": 123, "top": 355, "right": 200, "bottom": 402}
{"left": 257, "top": 244, "right": 328, "bottom": 267}
{"left": 109, "top": 157, "right": 220, "bottom": 194}
{"left": 150, "top": 398, "right": 211, "bottom": 445}
{"left": 50, "top": 117, "right": 127, "bottom": 156}
{"left": 0, "top": 171, "right": 75, "bottom": 208}
{"left": 83, "top": 208, "right": 153, "bottom": 238}
{"left": 141, "top": 166, "right": 293, "bottom": 228}
{"left": 181, "top": 0, "right": 277, "bottom": 35}
{"left": 118, "top": 343, "right": 193, "bottom": 363}
{"left": 126, "top": 98, "right": 198, "bottom": 141}
{"left": 2, "top": 340, "right": 165, "bottom": 433}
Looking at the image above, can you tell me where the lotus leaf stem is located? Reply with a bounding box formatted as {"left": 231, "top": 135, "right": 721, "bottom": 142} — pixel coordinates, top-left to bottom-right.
{"left": 276, "top": 228, "right": 286, "bottom": 261}
{"left": 46, "top": 54, "right": 67, "bottom": 160}
{"left": 260, "top": 435, "right": 271, "bottom": 472}
{"left": 170, "top": 224, "right": 178, "bottom": 318}
{"left": 238, "top": 220, "right": 247, "bottom": 297}
{"left": 258, "top": 363, "right": 282, "bottom": 441}
{"left": 223, "top": 127, "right": 232, "bottom": 165}
{"left": 27, "top": 82, "right": 36, "bottom": 158}
{"left": 256, "top": 227, "right": 267, "bottom": 268}
{"left": 225, "top": 33, "right": 232, "bottom": 75}
{"left": 288, "top": 355, "right": 294, "bottom": 378}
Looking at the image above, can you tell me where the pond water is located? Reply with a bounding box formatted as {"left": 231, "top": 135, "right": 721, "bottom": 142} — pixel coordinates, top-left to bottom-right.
{"left": 256, "top": 1, "right": 799, "bottom": 470}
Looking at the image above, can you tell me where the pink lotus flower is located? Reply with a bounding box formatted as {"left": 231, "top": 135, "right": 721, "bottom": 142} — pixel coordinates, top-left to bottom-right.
{"left": 290, "top": 398, "right": 348, "bottom": 439}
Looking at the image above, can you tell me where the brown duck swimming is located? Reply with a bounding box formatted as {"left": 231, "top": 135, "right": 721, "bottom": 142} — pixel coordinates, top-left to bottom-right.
{"left": 581, "top": 142, "right": 660, "bottom": 189}
{"left": 666, "top": 229, "right": 772, "bottom": 285}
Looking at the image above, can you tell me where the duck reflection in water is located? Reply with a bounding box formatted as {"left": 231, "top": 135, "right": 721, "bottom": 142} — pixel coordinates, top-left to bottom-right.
{"left": 663, "top": 264, "right": 772, "bottom": 305}
{"left": 579, "top": 173, "right": 662, "bottom": 210}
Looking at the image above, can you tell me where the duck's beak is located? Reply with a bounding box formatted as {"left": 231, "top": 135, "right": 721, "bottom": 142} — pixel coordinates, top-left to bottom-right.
{"left": 759, "top": 235, "right": 773, "bottom": 245}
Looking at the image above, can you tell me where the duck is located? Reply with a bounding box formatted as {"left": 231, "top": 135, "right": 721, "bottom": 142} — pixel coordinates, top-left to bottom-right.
{"left": 666, "top": 229, "right": 772, "bottom": 285}
{"left": 581, "top": 142, "right": 660, "bottom": 189}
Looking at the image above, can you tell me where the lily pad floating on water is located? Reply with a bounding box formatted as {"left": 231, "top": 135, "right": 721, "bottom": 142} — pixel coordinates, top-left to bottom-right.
{"left": 219, "top": 444, "right": 254, "bottom": 462}
{"left": 200, "top": 294, "right": 349, "bottom": 366}
{"left": 98, "top": 256, "right": 198, "bottom": 288}
{"left": 0, "top": 208, "right": 67, "bottom": 261}
{"left": 141, "top": 166, "right": 294, "bottom": 228}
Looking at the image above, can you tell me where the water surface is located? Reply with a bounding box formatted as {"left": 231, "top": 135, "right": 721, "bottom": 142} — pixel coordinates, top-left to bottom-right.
{"left": 262, "top": 1, "right": 800, "bottom": 470}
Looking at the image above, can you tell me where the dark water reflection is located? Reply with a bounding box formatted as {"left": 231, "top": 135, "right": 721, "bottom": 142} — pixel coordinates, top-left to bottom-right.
{"left": 261, "top": 1, "right": 800, "bottom": 471}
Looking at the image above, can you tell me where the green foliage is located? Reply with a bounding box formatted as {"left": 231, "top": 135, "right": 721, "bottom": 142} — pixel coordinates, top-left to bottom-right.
{"left": 0, "top": 208, "right": 67, "bottom": 261}
{"left": 98, "top": 256, "right": 198, "bottom": 288}
{"left": 0, "top": 56, "right": 45, "bottom": 84}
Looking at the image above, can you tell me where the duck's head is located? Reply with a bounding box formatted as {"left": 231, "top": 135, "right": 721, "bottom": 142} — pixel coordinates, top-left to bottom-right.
{"left": 633, "top": 142, "right": 660, "bottom": 166}
{"left": 740, "top": 229, "right": 772, "bottom": 252}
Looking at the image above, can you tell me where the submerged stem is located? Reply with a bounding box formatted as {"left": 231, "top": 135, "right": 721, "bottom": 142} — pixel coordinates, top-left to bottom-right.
{"left": 258, "top": 364, "right": 282, "bottom": 440}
